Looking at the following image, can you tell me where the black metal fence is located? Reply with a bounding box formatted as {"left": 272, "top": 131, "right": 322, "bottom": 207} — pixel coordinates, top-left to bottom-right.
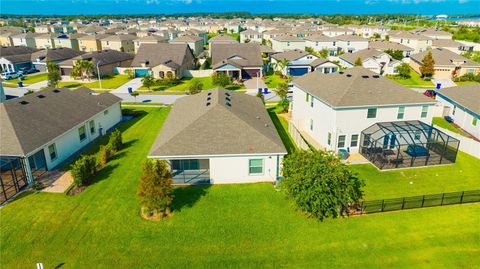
{"left": 352, "top": 190, "right": 480, "bottom": 215}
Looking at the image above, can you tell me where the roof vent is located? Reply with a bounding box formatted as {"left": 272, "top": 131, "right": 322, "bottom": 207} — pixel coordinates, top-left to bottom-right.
{"left": 264, "top": 123, "right": 269, "bottom": 127}
{"left": 226, "top": 102, "right": 231, "bottom": 107}
{"left": 256, "top": 116, "right": 260, "bottom": 119}
{"left": 206, "top": 102, "right": 211, "bottom": 106}
{"left": 346, "top": 74, "right": 352, "bottom": 77}
{"left": 362, "top": 75, "right": 369, "bottom": 79}
{"left": 207, "top": 97, "right": 211, "bottom": 101}
{"left": 53, "top": 89, "right": 60, "bottom": 93}
{"left": 208, "top": 92, "right": 212, "bottom": 96}
{"left": 225, "top": 92, "right": 230, "bottom": 97}
{"left": 339, "top": 71, "right": 344, "bottom": 74}
{"left": 19, "top": 100, "right": 29, "bottom": 105}
{"left": 372, "top": 75, "right": 380, "bottom": 78}
{"left": 37, "top": 94, "right": 46, "bottom": 99}
{"left": 226, "top": 97, "right": 231, "bottom": 102}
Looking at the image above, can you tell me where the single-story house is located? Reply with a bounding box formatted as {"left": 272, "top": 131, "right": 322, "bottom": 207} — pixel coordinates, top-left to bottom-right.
{"left": 58, "top": 49, "right": 133, "bottom": 77}
{"left": 131, "top": 43, "right": 195, "bottom": 79}
{"left": 31, "top": 48, "right": 84, "bottom": 72}
{"left": 169, "top": 35, "right": 204, "bottom": 56}
{"left": 436, "top": 84, "right": 480, "bottom": 139}
{"left": 409, "top": 48, "right": 480, "bottom": 79}
{"left": 339, "top": 48, "right": 401, "bottom": 75}
{"left": 211, "top": 43, "right": 263, "bottom": 80}
{"left": 0, "top": 46, "right": 38, "bottom": 57}
{"left": 368, "top": 40, "right": 414, "bottom": 57}
{"left": 270, "top": 49, "right": 339, "bottom": 76}
{"left": 148, "top": 89, "right": 287, "bottom": 184}
{"left": 0, "top": 87, "right": 122, "bottom": 203}
{"left": 290, "top": 67, "right": 450, "bottom": 169}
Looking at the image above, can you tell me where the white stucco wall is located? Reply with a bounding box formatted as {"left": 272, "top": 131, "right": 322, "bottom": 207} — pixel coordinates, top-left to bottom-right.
{"left": 271, "top": 39, "right": 306, "bottom": 52}
{"left": 436, "top": 95, "right": 480, "bottom": 139}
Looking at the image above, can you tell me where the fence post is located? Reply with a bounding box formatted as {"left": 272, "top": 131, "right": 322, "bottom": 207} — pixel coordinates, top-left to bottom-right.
{"left": 421, "top": 195, "right": 425, "bottom": 207}
{"left": 440, "top": 193, "right": 445, "bottom": 206}
{"left": 460, "top": 191, "right": 464, "bottom": 204}
{"left": 381, "top": 200, "right": 385, "bottom": 212}
{"left": 401, "top": 197, "right": 405, "bottom": 209}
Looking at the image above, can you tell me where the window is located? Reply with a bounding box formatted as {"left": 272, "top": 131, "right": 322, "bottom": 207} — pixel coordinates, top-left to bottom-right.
{"left": 337, "top": 135, "right": 346, "bottom": 148}
{"left": 310, "top": 96, "right": 314, "bottom": 107}
{"left": 48, "top": 144, "right": 57, "bottom": 161}
{"left": 397, "top": 106, "right": 405, "bottom": 119}
{"left": 350, "top": 134, "right": 359, "bottom": 147}
{"left": 367, "top": 108, "right": 377, "bottom": 119}
{"left": 89, "top": 120, "right": 95, "bottom": 134}
{"left": 473, "top": 118, "right": 478, "bottom": 126}
{"left": 249, "top": 159, "right": 264, "bottom": 174}
{"left": 104, "top": 109, "right": 109, "bottom": 115}
{"left": 452, "top": 106, "right": 456, "bottom": 115}
{"left": 421, "top": 105, "right": 428, "bottom": 118}
{"left": 310, "top": 119, "right": 314, "bottom": 131}
{"left": 78, "top": 126, "right": 86, "bottom": 141}
{"left": 363, "top": 134, "right": 371, "bottom": 147}
{"left": 306, "top": 92, "right": 309, "bottom": 102}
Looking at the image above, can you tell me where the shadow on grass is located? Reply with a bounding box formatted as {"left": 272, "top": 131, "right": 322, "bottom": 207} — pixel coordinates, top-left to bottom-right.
{"left": 267, "top": 108, "right": 296, "bottom": 154}
{"left": 89, "top": 163, "right": 119, "bottom": 186}
{"left": 172, "top": 185, "right": 210, "bottom": 213}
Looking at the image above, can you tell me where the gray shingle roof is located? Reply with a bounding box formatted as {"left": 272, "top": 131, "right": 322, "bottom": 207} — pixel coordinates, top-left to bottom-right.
{"left": 59, "top": 49, "right": 133, "bottom": 67}
{"left": 31, "top": 48, "right": 84, "bottom": 62}
{"left": 271, "top": 49, "right": 309, "bottom": 61}
{"left": 0, "top": 88, "right": 121, "bottom": 156}
{"left": 437, "top": 84, "right": 480, "bottom": 115}
{"left": 292, "top": 66, "right": 435, "bottom": 108}
{"left": 339, "top": 48, "right": 386, "bottom": 65}
{"left": 208, "top": 34, "right": 238, "bottom": 44}
{"left": 131, "top": 43, "right": 193, "bottom": 68}
{"left": 211, "top": 43, "right": 263, "bottom": 68}
{"left": 0, "top": 46, "right": 39, "bottom": 57}
{"left": 410, "top": 48, "right": 480, "bottom": 68}
{"left": 149, "top": 89, "right": 287, "bottom": 157}
{"left": 368, "top": 40, "right": 414, "bottom": 51}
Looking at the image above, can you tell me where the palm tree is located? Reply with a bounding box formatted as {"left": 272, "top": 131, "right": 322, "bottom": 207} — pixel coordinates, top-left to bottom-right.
{"left": 70, "top": 60, "right": 95, "bottom": 81}
{"left": 278, "top": 58, "right": 290, "bottom": 77}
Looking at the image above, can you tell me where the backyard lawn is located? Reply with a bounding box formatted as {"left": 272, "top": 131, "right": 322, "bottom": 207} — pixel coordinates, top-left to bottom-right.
{"left": 58, "top": 74, "right": 131, "bottom": 89}
{"left": 138, "top": 77, "right": 245, "bottom": 92}
{"left": 1, "top": 108, "right": 479, "bottom": 268}
{"left": 432, "top": 116, "right": 470, "bottom": 137}
{"left": 264, "top": 74, "right": 286, "bottom": 89}
{"left": 387, "top": 68, "right": 434, "bottom": 88}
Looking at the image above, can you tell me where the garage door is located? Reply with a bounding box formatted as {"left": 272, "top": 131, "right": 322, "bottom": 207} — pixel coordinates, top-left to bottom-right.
{"left": 288, "top": 67, "right": 309, "bottom": 76}
{"left": 61, "top": 68, "right": 72, "bottom": 76}
{"left": 135, "top": 69, "right": 149, "bottom": 77}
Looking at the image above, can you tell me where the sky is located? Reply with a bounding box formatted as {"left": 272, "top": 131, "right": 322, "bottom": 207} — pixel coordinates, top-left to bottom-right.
{"left": 1, "top": 0, "right": 479, "bottom": 15}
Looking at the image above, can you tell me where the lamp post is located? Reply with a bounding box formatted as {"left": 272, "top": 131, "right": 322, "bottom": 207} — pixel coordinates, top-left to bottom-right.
{"left": 96, "top": 60, "right": 102, "bottom": 90}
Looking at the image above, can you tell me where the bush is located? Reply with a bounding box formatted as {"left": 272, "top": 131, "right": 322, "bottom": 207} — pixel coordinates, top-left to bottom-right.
{"left": 395, "top": 63, "right": 411, "bottom": 79}
{"left": 71, "top": 155, "right": 96, "bottom": 187}
{"left": 108, "top": 129, "right": 123, "bottom": 152}
{"left": 277, "top": 99, "right": 290, "bottom": 113}
{"left": 188, "top": 79, "right": 203, "bottom": 95}
{"left": 211, "top": 72, "right": 231, "bottom": 87}
{"left": 98, "top": 144, "right": 115, "bottom": 166}
{"left": 281, "top": 150, "right": 364, "bottom": 220}
{"left": 137, "top": 159, "right": 174, "bottom": 218}
{"left": 124, "top": 69, "right": 134, "bottom": 79}
{"left": 453, "top": 73, "right": 480, "bottom": 82}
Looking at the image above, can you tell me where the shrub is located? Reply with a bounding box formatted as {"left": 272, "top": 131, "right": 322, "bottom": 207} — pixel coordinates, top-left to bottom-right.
{"left": 395, "top": 63, "right": 411, "bottom": 79}
{"left": 137, "top": 159, "right": 174, "bottom": 218}
{"left": 108, "top": 129, "right": 123, "bottom": 152}
{"left": 188, "top": 79, "right": 203, "bottom": 95}
{"left": 277, "top": 98, "right": 290, "bottom": 113}
{"left": 124, "top": 69, "right": 134, "bottom": 79}
{"left": 281, "top": 150, "right": 364, "bottom": 220}
{"left": 71, "top": 155, "right": 96, "bottom": 187}
{"left": 98, "top": 144, "right": 115, "bottom": 166}
{"left": 211, "top": 72, "right": 231, "bottom": 87}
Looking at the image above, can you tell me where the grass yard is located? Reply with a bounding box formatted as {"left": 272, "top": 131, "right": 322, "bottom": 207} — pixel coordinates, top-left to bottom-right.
{"left": 432, "top": 117, "right": 470, "bottom": 137}
{"left": 264, "top": 74, "right": 286, "bottom": 89}
{"left": 387, "top": 68, "right": 434, "bottom": 88}
{"left": 268, "top": 108, "right": 297, "bottom": 153}
{"left": 138, "top": 77, "right": 245, "bottom": 92}
{"left": 2, "top": 73, "right": 48, "bottom": 87}
{"left": 58, "top": 74, "right": 131, "bottom": 89}
{"left": 455, "top": 80, "right": 480, "bottom": 86}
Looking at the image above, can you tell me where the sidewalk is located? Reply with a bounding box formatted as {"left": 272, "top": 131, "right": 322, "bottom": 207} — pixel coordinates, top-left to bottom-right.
{"left": 110, "top": 78, "right": 143, "bottom": 93}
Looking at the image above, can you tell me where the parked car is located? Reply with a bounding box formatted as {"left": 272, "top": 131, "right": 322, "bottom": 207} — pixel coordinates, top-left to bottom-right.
{"left": 1, "top": 71, "right": 23, "bottom": 80}
{"left": 19, "top": 67, "right": 38, "bottom": 75}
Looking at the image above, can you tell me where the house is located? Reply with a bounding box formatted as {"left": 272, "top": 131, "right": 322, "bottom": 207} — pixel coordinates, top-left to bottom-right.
{"left": 211, "top": 43, "right": 263, "bottom": 80}
{"left": 78, "top": 34, "right": 111, "bottom": 53}
{"left": 240, "top": 29, "right": 262, "bottom": 43}
{"left": 133, "top": 35, "right": 168, "bottom": 53}
{"left": 100, "top": 34, "right": 136, "bottom": 54}
{"left": 339, "top": 48, "right": 400, "bottom": 75}
{"left": 436, "top": 84, "right": 480, "bottom": 139}
{"left": 389, "top": 31, "right": 433, "bottom": 53}
{"left": 169, "top": 35, "right": 204, "bottom": 56}
{"left": 10, "top": 33, "right": 39, "bottom": 48}
{"left": 0, "top": 46, "right": 39, "bottom": 57}
{"left": 131, "top": 43, "right": 195, "bottom": 79}
{"left": 304, "top": 34, "right": 338, "bottom": 56}
{"left": 346, "top": 25, "right": 390, "bottom": 38}
{"left": 321, "top": 27, "right": 354, "bottom": 37}
{"left": 53, "top": 33, "right": 84, "bottom": 51}
{"left": 271, "top": 35, "right": 306, "bottom": 52}
{"left": 290, "top": 67, "right": 437, "bottom": 156}
{"left": 409, "top": 48, "right": 480, "bottom": 79}
{"left": 368, "top": 40, "right": 414, "bottom": 57}
{"left": 0, "top": 54, "right": 33, "bottom": 73}
{"left": 208, "top": 34, "right": 238, "bottom": 46}
{"left": 59, "top": 49, "right": 133, "bottom": 77}
{"left": 34, "top": 33, "right": 58, "bottom": 49}
{"left": 0, "top": 87, "right": 122, "bottom": 203}
{"left": 431, "top": 39, "right": 472, "bottom": 55}
{"left": 271, "top": 49, "right": 339, "bottom": 76}
{"left": 148, "top": 89, "right": 287, "bottom": 184}
{"left": 31, "top": 48, "right": 84, "bottom": 72}
{"left": 335, "top": 34, "right": 369, "bottom": 54}
{"left": 410, "top": 28, "right": 453, "bottom": 40}
{"left": 0, "top": 32, "right": 14, "bottom": 46}
{"left": 34, "top": 25, "right": 52, "bottom": 34}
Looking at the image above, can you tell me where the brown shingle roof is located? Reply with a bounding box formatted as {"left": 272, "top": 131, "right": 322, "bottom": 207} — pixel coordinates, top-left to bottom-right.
{"left": 31, "top": 48, "right": 84, "bottom": 62}
{"left": 410, "top": 48, "right": 480, "bottom": 68}
{"left": 131, "top": 43, "right": 193, "bottom": 68}
{"left": 368, "top": 40, "right": 414, "bottom": 51}
{"left": 59, "top": 49, "right": 133, "bottom": 67}
{"left": 211, "top": 43, "right": 263, "bottom": 68}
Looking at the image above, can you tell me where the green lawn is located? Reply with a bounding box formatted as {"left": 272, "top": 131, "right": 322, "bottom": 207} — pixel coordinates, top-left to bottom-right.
{"left": 2, "top": 73, "right": 48, "bottom": 87}
{"left": 58, "top": 74, "right": 131, "bottom": 89}
{"left": 268, "top": 108, "right": 297, "bottom": 154}
{"left": 264, "top": 74, "right": 286, "bottom": 89}
{"left": 432, "top": 117, "right": 470, "bottom": 137}
{"left": 1, "top": 108, "right": 479, "bottom": 268}
{"left": 455, "top": 80, "right": 480, "bottom": 86}
{"left": 138, "top": 77, "right": 245, "bottom": 92}
{"left": 387, "top": 68, "right": 434, "bottom": 88}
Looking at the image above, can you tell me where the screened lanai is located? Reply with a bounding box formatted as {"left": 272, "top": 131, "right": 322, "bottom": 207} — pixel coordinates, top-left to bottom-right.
{"left": 359, "top": 121, "right": 460, "bottom": 170}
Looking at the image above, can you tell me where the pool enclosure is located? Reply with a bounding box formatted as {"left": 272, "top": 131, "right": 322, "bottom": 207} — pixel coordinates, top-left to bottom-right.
{"left": 360, "top": 121, "right": 460, "bottom": 170}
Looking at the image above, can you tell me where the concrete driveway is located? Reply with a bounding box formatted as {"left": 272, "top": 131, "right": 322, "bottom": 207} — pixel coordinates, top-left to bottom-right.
{"left": 111, "top": 78, "right": 143, "bottom": 93}
{"left": 432, "top": 78, "right": 456, "bottom": 88}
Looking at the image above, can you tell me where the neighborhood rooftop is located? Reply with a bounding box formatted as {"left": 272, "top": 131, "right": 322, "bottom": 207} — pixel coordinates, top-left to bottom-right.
{"left": 437, "top": 84, "right": 480, "bottom": 115}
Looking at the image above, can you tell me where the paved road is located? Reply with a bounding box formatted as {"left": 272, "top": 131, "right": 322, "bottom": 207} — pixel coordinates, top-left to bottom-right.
{"left": 110, "top": 78, "right": 143, "bottom": 93}
{"left": 113, "top": 93, "right": 186, "bottom": 104}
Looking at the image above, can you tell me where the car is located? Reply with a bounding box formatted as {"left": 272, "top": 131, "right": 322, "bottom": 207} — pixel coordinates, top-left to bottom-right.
{"left": 1, "top": 71, "right": 23, "bottom": 80}
{"left": 19, "top": 67, "right": 38, "bottom": 75}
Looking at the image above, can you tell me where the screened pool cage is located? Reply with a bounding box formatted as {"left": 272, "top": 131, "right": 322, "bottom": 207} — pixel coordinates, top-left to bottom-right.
{"left": 360, "top": 121, "right": 460, "bottom": 170}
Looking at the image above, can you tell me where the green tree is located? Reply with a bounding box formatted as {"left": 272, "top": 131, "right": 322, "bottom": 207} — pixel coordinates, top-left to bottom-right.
{"left": 354, "top": 57, "right": 363, "bottom": 66}
{"left": 188, "top": 79, "right": 203, "bottom": 95}
{"left": 137, "top": 159, "right": 174, "bottom": 219}
{"left": 385, "top": 35, "right": 390, "bottom": 41}
{"left": 278, "top": 58, "right": 290, "bottom": 77}
{"left": 274, "top": 82, "right": 289, "bottom": 100}
{"left": 130, "top": 91, "right": 139, "bottom": 102}
{"left": 395, "top": 63, "right": 411, "bottom": 79}
{"left": 142, "top": 74, "right": 155, "bottom": 90}
{"left": 319, "top": 48, "right": 329, "bottom": 59}
{"left": 256, "top": 90, "right": 265, "bottom": 104}
{"left": 46, "top": 61, "right": 61, "bottom": 88}
{"left": 281, "top": 150, "right": 364, "bottom": 220}
{"left": 124, "top": 68, "right": 135, "bottom": 79}
{"left": 108, "top": 129, "right": 123, "bottom": 152}
{"left": 384, "top": 49, "right": 404, "bottom": 61}
{"left": 211, "top": 72, "right": 231, "bottom": 87}
{"left": 71, "top": 155, "right": 96, "bottom": 187}
{"left": 419, "top": 51, "right": 435, "bottom": 78}
{"left": 70, "top": 60, "right": 94, "bottom": 81}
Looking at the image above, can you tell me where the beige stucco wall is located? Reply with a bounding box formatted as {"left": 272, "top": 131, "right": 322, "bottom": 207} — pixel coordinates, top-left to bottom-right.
{"left": 79, "top": 39, "right": 101, "bottom": 52}
{"left": 151, "top": 64, "right": 177, "bottom": 79}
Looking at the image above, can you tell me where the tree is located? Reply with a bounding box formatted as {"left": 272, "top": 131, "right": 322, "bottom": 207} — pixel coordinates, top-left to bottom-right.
{"left": 319, "top": 48, "right": 329, "bottom": 59}
{"left": 124, "top": 68, "right": 134, "bottom": 79}
{"left": 188, "top": 79, "right": 203, "bottom": 95}
{"left": 419, "top": 51, "right": 435, "bottom": 78}
{"left": 274, "top": 82, "right": 289, "bottom": 100}
{"left": 71, "top": 155, "right": 96, "bottom": 187}
{"left": 142, "top": 74, "right": 155, "bottom": 90}
{"left": 70, "top": 60, "right": 94, "bottom": 81}
{"left": 395, "top": 63, "right": 411, "bottom": 79}
{"left": 278, "top": 58, "right": 290, "bottom": 77}
{"left": 137, "top": 159, "right": 174, "bottom": 219}
{"left": 256, "top": 89, "right": 265, "bottom": 104}
{"left": 354, "top": 57, "right": 363, "bottom": 66}
{"left": 46, "top": 61, "right": 61, "bottom": 88}
{"left": 281, "top": 150, "right": 365, "bottom": 220}
{"left": 385, "top": 35, "right": 390, "bottom": 41}
{"left": 373, "top": 33, "right": 381, "bottom": 39}
{"left": 384, "top": 49, "right": 404, "bottom": 61}
{"left": 130, "top": 91, "right": 139, "bottom": 102}
{"left": 108, "top": 129, "right": 123, "bottom": 152}
{"left": 211, "top": 72, "right": 231, "bottom": 87}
